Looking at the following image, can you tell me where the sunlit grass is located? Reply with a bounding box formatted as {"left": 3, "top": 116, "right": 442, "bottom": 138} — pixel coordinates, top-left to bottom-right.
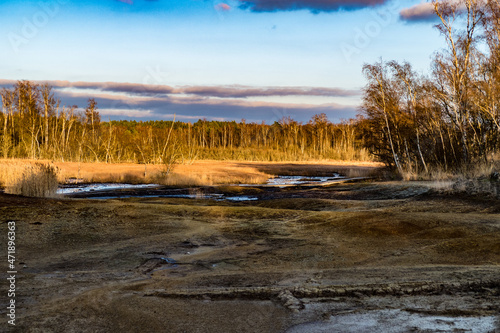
{"left": 49, "top": 160, "right": 383, "bottom": 185}
{"left": 0, "top": 159, "right": 383, "bottom": 188}
{"left": 0, "top": 160, "right": 59, "bottom": 197}
{"left": 399, "top": 156, "right": 500, "bottom": 182}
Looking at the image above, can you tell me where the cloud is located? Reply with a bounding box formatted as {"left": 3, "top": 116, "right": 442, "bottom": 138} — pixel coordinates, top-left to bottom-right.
{"left": 237, "top": 0, "right": 388, "bottom": 13}
{"left": 177, "top": 85, "right": 360, "bottom": 98}
{"left": 98, "top": 108, "right": 153, "bottom": 117}
{"left": 0, "top": 79, "right": 359, "bottom": 123}
{"left": 0, "top": 79, "right": 172, "bottom": 94}
{"left": 56, "top": 88, "right": 351, "bottom": 111}
{"left": 399, "top": 2, "right": 437, "bottom": 22}
{"left": 215, "top": 3, "right": 232, "bottom": 11}
{"left": 399, "top": 0, "right": 472, "bottom": 23}
{"left": 22, "top": 80, "right": 176, "bottom": 95}
{"left": 0, "top": 79, "right": 16, "bottom": 88}
{"left": 0, "top": 79, "right": 358, "bottom": 98}
{"left": 57, "top": 90, "right": 166, "bottom": 104}
{"left": 53, "top": 87, "right": 357, "bottom": 123}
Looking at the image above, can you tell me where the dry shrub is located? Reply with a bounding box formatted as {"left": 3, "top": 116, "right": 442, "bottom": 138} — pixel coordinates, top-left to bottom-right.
{"left": 425, "top": 160, "right": 500, "bottom": 198}
{"left": 0, "top": 161, "right": 59, "bottom": 197}
{"left": 447, "top": 178, "right": 500, "bottom": 198}
{"left": 464, "top": 159, "right": 499, "bottom": 179}
{"left": 399, "top": 169, "right": 450, "bottom": 181}
{"left": 398, "top": 155, "right": 500, "bottom": 182}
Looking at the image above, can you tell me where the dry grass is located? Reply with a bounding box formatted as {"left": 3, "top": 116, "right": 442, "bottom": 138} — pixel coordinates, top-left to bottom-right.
{"left": 0, "top": 160, "right": 59, "bottom": 197}
{"left": 50, "top": 160, "right": 272, "bottom": 185}
{"left": 0, "top": 159, "right": 383, "bottom": 187}
{"left": 400, "top": 168, "right": 455, "bottom": 182}
{"left": 49, "top": 160, "right": 383, "bottom": 185}
{"left": 239, "top": 160, "right": 383, "bottom": 178}
{"left": 159, "top": 169, "right": 269, "bottom": 186}
{"left": 400, "top": 156, "right": 500, "bottom": 182}
{"left": 400, "top": 157, "right": 500, "bottom": 197}
{"left": 54, "top": 161, "right": 156, "bottom": 184}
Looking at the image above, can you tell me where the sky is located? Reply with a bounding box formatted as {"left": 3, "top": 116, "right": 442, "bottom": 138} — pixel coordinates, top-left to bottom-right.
{"left": 0, "top": 0, "right": 444, "bottom": 124}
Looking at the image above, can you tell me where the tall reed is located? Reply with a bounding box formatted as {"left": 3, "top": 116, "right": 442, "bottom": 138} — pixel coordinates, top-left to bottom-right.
{"left": 0, "top": 161, "right": 59, "bottom": 197}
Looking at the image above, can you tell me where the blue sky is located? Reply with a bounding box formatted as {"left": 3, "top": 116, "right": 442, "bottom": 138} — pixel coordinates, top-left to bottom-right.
{"left": 0, "top": 0, "right": 443, "bottom": 123}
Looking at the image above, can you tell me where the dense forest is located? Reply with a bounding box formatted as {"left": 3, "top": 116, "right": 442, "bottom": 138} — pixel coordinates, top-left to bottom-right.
{"left": 361, "top": 0, "right": 500, "bottom": 176}
{"left": 0, "top": 81, "right": 368, "bottom": 164}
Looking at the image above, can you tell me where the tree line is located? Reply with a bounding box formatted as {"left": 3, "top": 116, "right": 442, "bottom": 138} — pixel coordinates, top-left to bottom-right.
{"left": 361, "top": 0, "right": 500, "bottom": 176}
{"left": 0, "top": 81, "right": 369, "bottom": 165}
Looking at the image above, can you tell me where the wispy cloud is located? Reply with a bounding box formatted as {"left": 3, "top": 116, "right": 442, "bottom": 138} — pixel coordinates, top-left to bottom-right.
{"left": 0, "top": 79, "right": 359, "bottom": 123}
{"left": 0, "top": 79, "right": 359, "bottom": 98}
{"left": 399, "top": 2, "right": 437, "bottom": 22}
{"left": 238, "top": 0, "right": 388, "bottom": 13}
{"left": 399, "top": 0, "right": 471, "bottom": 23}
{"left": 177, "top": 85, "right": 360, "bottom": 98}
{"left": 0, "top": 79, "right": 175, "bottom": 95}
{"left": 54, "top": 89, "right": 357, "bottom": 122}
{"left": 98, "top": 108, "right": 153, "bottom": 117}
{"left": 55, "top": 88, "right": 353, "bottom": 110}
{"left": 49, "top": 80, "right": 176, "bottom": 95}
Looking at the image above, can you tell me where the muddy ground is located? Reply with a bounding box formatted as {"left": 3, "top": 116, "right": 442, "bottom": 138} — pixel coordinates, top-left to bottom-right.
{"left": 1, "top": 180, "right": 499, "bottom": 332}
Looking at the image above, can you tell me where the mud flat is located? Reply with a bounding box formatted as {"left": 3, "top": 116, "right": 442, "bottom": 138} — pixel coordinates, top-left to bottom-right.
{"left": 1, "top": 180, "right": 499, "bottom": 332}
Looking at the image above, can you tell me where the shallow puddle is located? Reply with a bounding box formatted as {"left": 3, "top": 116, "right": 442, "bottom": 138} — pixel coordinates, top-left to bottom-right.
{"left": 57, "top": 173, "right": 347, "bottom": 201}
{"left": 225, "top": 196, "right": 259, "bottom": 201}
{"left": 266, "top": 174, "right": 343, "bottom": 187}
{"left": 57, "top": 183, "right": 160, "bottom": 195}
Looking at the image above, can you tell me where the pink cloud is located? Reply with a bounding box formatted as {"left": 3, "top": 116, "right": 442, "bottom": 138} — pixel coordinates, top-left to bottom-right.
{"left": 215, "top": 3, "right": 231, "bottom": 11}
{"left": 399, "top": 0, "right": 470, "bottom": 22}
{"left": 399, "top": 2, "right": 436, "bottom": 22}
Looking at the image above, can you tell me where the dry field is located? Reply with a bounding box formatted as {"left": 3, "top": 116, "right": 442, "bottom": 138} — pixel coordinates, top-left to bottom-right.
{"left": 0, "top": 176, "right": 498, "bottom": 332}
{"left": 52, "top": 160, "right": 382, "bottom": 185}
{"left": 0, "top": 159, "right": 383, "bottom": 188}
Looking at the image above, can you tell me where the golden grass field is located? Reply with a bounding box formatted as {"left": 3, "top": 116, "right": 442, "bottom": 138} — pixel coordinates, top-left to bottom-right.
{"left": 0, "top": 159, "right": 383, "bottom": 191}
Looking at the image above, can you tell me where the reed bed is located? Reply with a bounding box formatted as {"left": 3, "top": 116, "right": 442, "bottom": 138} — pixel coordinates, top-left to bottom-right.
{"left": 0, "top": 160, "right": 59, "bottom": 197}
